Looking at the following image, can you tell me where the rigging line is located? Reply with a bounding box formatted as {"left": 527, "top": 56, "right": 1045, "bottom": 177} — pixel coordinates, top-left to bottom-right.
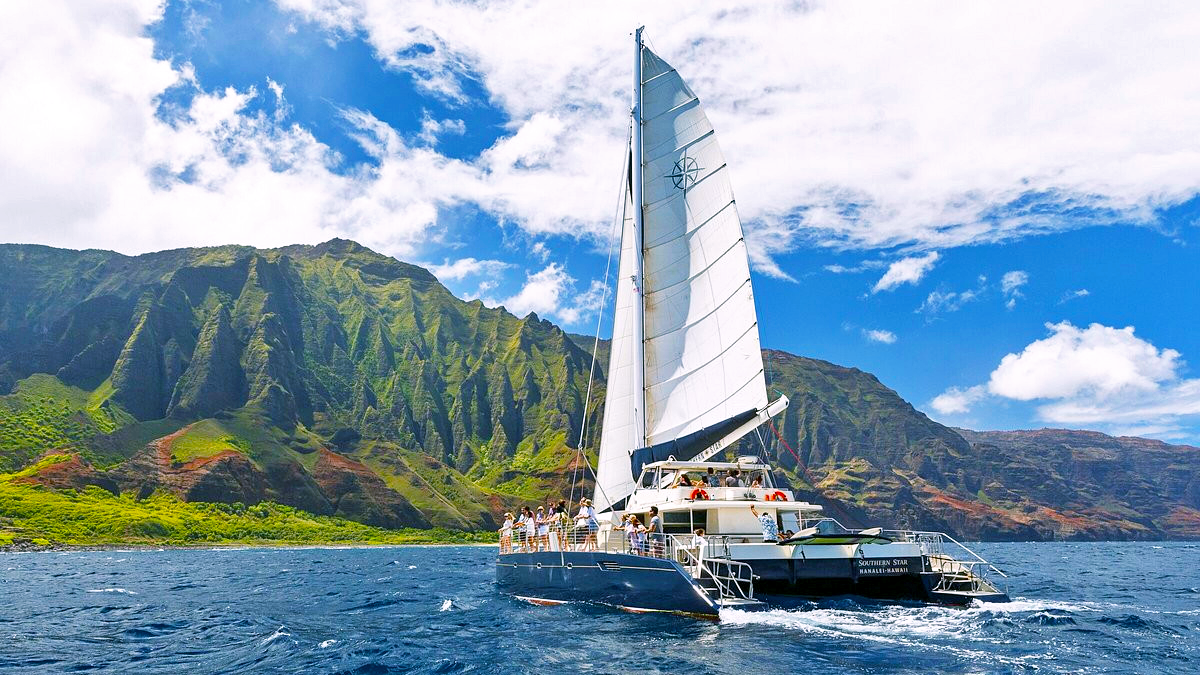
{"left": 569, "top": 120, "right": 632, "bottom": 511}
{"left": 765, "top": 416, "right": 822, "bottom": 491}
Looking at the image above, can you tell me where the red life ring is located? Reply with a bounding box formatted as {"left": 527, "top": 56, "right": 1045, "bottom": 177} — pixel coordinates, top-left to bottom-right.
{"left": 689, "top": 488, "right": 709, "bottom": 501}
{"left": 770, "top": 491, "right": 788, "bottom": 502}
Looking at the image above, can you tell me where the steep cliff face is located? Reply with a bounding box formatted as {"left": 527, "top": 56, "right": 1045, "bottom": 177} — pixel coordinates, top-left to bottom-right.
{"left": 0, "top": 241, "right": 1197, "bottom": 540}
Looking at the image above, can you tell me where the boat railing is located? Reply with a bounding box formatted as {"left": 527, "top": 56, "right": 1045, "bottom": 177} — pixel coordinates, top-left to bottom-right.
{"left": 883, "top": 529, "right": 1007, "bottom": 578}
{"left": 666, "top": 534, "right": 757, "bottom": 602}
{"left": 499, "top": 528, "right": 755, "bottom": 597}
{"left": 882, "top": 529, "right": 1008, "bottom": 593}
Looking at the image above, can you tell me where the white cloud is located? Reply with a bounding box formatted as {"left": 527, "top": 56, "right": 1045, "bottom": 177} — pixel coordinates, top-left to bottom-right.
{"left": 424, "top": 257, "right": 510, "bottom": 282}
{"left": 930, "top": 322, "right": 1200, "bottom": 436}
{"left": 873, "top": 252, "right": 940, "bottom": 293}
{"left": 0, "top": 0, "right": 503, "bottom": 259}
{"left": 1001, "top": 270, "right": 1029, "bottom": 296}
{"left": 417, "top": 111, "right": 466, "bottom": 146}
{"left": 1000, "top": 270, "right": 1028, "bottom": 309}
{"left": 498, "top": 263, "right": 605, "bottom": 327}
{"left": 529, "top": 241, "right": 550, "bottom": 262}
{"left": 930, "top": 385, "right": 987, "bottom": 415}
{"left": 825, "top": 260, "right": 887, "bottom": 274}
{"left": 6, "top": 0, "right": 1200, "bottom": 277}
{"left": 918, "top": 288, "right": 980, "bottom": 314}
{"left": 862, "top": 329, "right": 897, "bottom": 344}
{"left": 988, "top": 322, "right": 1179, "bottom": 401}
{"left": 277, "top": 0, "right": 1200, "bottom": 263}
{"left": 1059, "top": 288, "right": 1091, "bottom": 304}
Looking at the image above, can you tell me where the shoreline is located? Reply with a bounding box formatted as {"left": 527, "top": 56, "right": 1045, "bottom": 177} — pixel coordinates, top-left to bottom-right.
{"left": 0, "top": 540, "right": 499, "bottom": 554}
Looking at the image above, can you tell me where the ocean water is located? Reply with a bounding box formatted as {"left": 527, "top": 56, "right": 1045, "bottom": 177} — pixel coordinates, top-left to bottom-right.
{"left": 1, "top": 542, "right": 1196, "bottom": 674}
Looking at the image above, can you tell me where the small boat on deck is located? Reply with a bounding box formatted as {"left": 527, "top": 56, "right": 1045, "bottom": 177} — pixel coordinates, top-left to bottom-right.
{"left": 495, "top": 27, "right": 1011, "bottom": 618}
{"left": 777, "top": 522, "right": 894, "bottom": 546}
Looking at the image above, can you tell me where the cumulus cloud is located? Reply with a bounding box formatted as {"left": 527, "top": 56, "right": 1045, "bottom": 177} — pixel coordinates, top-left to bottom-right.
{"left": 276, "top": 0, "right": 1200, "bottom": 264}
{"left": 862, "top": 329, "right": 897, "bottom": 344}
{"left": 987, "top": 322, "right": 1179, "bottom": 401}
{"left": 930, "top": 385, "right": 987, "bottom": 415}
{"left": 0, "top": 0, "right": 502, "bottom": 258}
{"left": 873, "top": 252, "right": 940, "bottom": 293}
{"left": 498, "top": 263, "right": 605, "bottom": 326}
{"left": 7, "top": 0, "right": 1200, "bottom": 277}
{"left": 929, "top": 322, "right": 1200, "bottom": 436}
{"left": 424, "top": 257, "right": 511, "bottom": 282}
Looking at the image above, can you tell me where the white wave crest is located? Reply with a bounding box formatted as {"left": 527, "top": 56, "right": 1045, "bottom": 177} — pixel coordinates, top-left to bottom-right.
{"left": 86, "top": 588, "right": 137, "bottom": 595}
{"left": 261, "top": 626, "right": 291, "bottom": 645}
{"left": 440, "top": 599, "right": 454, "bottom": 612}
{"left": 319, "top": 639, "right": 337, "bottom": 648}
{"left": 719, "top": 600, "right": 1080, "bottom": 667}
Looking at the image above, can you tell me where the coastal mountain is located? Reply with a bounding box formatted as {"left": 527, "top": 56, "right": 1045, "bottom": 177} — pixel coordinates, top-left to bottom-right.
{"left": 0, "top": 241, "right": 1196, "bottom": 542}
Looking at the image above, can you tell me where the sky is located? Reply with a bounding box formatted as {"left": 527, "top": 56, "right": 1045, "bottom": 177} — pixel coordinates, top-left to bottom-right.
{"left": 2, "top": 0, "right": 1199, "bottom": 443}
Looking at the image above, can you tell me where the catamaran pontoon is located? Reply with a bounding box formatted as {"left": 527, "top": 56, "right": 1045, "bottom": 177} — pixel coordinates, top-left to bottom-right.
{"left": 495, "top": 28, "right": 1009, "bottom": 618}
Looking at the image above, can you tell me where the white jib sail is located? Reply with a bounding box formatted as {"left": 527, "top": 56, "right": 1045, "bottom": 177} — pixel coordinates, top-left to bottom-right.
{"left": 594, "top": 35, "right": 771, "bottom": 513}
{"left": 594, "top": 174, "right": 641, "bottom": 513}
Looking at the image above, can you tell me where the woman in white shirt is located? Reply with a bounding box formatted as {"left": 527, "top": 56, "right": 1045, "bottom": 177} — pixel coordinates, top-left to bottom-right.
{"left": 534, "top": 506, "right": 549, "bottom": 552}
{"left": 574, "top": 499, "right": 598, "bottom": 551}
{"left": 498, "top": 512, "right": 514, "bottom": 553}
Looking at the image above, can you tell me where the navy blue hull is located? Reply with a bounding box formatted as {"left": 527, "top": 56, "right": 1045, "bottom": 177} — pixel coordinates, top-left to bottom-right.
{"left": 495, "top": 551, "right": 719, "bottom": 617}
{"left": 749, "top": 556, "right": 1008, "bottom": 605}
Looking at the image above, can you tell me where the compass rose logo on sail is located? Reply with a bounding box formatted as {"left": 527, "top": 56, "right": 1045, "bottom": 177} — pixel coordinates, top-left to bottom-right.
{"left": 667, "top": 154, "right": 702, "bottom": 190}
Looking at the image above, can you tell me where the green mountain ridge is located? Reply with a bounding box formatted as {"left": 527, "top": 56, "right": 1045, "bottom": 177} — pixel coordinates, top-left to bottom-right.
{"left": 1, "top": 240, "right": 1196, "bottom": 543}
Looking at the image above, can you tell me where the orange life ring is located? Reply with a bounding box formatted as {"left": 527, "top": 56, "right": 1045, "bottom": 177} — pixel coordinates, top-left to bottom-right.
{"left": 689, "top": 488, "right": 709, "bottom": 501}
{"left": 770, "top": 490, "right": 788, "bottom": 502}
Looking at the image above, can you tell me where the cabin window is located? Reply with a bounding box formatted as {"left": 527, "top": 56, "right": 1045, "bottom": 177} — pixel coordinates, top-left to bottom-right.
{"left": 779, "top": 510, "right": 801, "bottom": 533}
{"left": 663, "top": 509, "right": 707, "bottom": 534}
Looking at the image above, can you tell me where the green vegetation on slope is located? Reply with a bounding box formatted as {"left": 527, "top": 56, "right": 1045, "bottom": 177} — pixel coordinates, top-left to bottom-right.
{"left": 0, "top": 240, "right": 1196, "bottom": 543}
{"left": 0, "top": 375, "right": 119, "bottom": 471}
{"left": 0, "top": 455, "right": 490, "bottom": 547}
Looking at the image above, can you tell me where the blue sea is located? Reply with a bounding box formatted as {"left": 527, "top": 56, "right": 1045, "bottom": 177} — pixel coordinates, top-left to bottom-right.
{"left": 2, "top": 542, "right": 1197, "bottom": 674}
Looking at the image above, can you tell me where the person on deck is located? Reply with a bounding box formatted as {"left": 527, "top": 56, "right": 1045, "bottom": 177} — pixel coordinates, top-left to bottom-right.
{"left": 516, "top": 506, "right": 530, "bottom": 550}
{"left": 647, "top": 506, "right": 664, "bottom": 557}
{"left": 749, "top": 505, "right": 780, "bottom": 543}
{"left": 621, "top": 515, "right": 648, "bottom": 555}
{"left": 524, "top": 507, "right": 537, "bottom": 551}
{"left": 535, "top": 506, "right": 549, "bottom": 551}
{"left": 499, "top": 512, "right": 514, "bottom": 554}
{"left": 575, "top": 498, "right": 598, "bottom": 551}
{"left": 706, "top": 467, "right": 720, "bottom": 487}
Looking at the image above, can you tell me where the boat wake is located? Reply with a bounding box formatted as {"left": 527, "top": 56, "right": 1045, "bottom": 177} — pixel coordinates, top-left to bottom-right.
{"left": 717, "top": 598, "right": 1110, "bottom": 667}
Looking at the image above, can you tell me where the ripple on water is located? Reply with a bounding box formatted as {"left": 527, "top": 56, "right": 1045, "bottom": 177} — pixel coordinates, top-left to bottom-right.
{"left": 2, "top": 543, "right": 1197, "bottom": 674}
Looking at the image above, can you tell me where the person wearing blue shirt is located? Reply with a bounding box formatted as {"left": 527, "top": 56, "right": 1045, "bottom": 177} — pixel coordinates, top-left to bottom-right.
{"left": 749, "top": 505, "right": 779, "bottom": 542}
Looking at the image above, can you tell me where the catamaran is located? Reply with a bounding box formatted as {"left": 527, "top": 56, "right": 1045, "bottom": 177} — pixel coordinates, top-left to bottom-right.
{"left": 495, "top": 28, "right": 1009, "bottom": 618}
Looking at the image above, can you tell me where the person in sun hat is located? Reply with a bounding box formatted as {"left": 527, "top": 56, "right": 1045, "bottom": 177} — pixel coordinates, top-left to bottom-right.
{"left": 535, "top": 506, "right": 549, "bottom": 551}
{"left": 574, "top": 498, "right": 598, "bottom": 551}
{"left": 498, "top": 512, "right": 514, "bottom": 553}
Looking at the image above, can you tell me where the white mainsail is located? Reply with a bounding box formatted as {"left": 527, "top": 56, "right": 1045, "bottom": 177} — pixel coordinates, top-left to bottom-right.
{"left": 593, "top": 30, "right": 786, "bottom": 513}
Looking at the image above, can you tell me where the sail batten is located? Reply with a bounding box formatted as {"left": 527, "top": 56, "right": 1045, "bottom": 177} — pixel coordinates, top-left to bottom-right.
{"left": 593, "top": 31, "right": 773, "bottom": 513}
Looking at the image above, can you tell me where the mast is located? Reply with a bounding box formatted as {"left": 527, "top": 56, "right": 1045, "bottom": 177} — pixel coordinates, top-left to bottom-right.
{"left": 630, "top": 26, "right": 647, "bottom": 449}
